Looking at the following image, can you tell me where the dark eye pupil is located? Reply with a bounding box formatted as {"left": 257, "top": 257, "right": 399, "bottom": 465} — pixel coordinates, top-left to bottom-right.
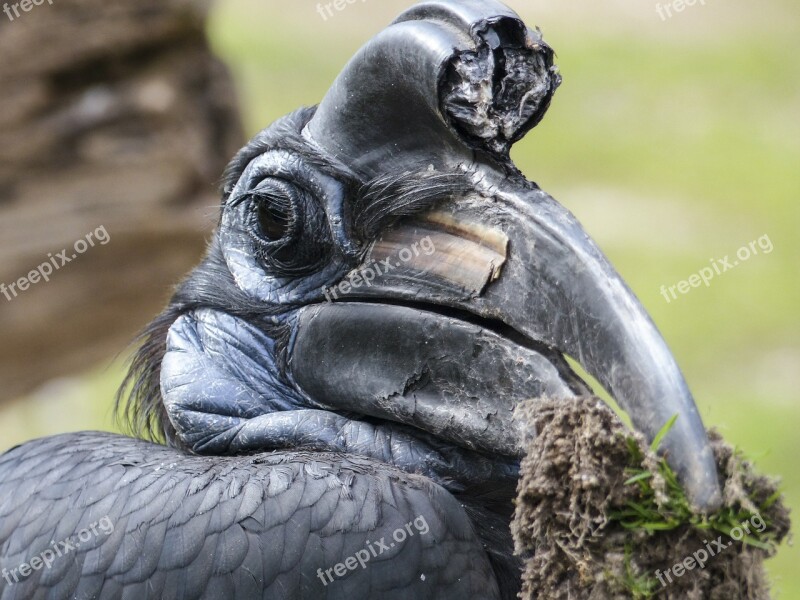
{"left": 236, "top": 175, "right": 331, "bottom": 277}
{"left": 257, "top": 201, "right": 292, "bottom": 241}
{"left": 250, "top": 179, "right": 297, "bottom": 244}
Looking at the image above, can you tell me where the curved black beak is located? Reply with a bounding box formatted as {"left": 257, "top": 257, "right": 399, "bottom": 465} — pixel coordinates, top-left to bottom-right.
{"left": 301, "top": 0, "right": 722, "bottom": 511}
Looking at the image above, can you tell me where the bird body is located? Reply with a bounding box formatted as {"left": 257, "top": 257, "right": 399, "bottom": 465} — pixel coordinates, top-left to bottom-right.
{"left": 1, "top": 1, "right": 721, "bottom": 598}
{"left": 0, "top": 433, "right": 502, "bottom": 599}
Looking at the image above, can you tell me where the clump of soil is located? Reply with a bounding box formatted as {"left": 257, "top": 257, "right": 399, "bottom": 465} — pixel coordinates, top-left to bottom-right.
{"left": 512, "top": 396, "right": 791, "bottom": 599}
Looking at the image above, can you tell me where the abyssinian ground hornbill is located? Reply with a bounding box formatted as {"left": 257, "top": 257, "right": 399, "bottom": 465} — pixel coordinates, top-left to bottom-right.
{"left": 0, "top": 1, "right": 723, "bottom": 598}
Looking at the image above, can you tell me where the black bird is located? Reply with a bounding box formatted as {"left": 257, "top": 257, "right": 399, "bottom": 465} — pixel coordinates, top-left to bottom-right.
{"left": 0, "top": 1, "right": 722, "bottom": 598}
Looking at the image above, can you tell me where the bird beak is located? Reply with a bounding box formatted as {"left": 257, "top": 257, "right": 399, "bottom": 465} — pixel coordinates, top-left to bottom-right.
{"left": 298, "top": 0, "right": 722, "bottom": 510}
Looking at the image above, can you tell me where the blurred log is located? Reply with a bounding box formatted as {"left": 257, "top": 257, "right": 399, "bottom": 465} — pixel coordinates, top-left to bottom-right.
{"left": 0, "top": 0, "right": 244, "bottom": 402}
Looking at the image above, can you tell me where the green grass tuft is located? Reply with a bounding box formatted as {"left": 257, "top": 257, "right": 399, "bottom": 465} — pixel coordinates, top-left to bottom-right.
{"left": 611, "top": 416, "right": 781, "bottom": 550}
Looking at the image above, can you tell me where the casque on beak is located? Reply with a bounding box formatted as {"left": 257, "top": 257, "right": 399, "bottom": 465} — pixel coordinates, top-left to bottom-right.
{"left": 298, "top": 0, "right": 722, "bottom": 510}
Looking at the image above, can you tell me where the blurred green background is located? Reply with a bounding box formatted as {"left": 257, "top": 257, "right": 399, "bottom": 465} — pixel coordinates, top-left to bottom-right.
{"left": 1, "top": 0, "right": 797, "bottom": 595}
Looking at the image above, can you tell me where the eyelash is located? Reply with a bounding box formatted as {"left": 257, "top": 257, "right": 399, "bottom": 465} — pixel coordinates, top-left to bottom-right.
{"left": 234, "top": 178, "right": 332, "bottom": 277}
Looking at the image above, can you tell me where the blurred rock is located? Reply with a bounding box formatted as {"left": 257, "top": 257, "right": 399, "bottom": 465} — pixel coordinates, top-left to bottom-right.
{"left": 0, "top": 0, "right": 244, "bottom": 402}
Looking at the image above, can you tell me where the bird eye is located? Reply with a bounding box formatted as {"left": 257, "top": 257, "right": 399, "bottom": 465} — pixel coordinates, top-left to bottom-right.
{"left": 257, "top": 202, "right": 292, "bottom": 241}
{"left": 239, "top": 177, "right": 331, "bottom": 276}
{"left": 248, "top": 178, "right": 299, "bottom": 245}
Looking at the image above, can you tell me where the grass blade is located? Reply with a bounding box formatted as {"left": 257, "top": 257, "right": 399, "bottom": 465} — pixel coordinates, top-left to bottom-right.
{"left": 650, "top": 414, "right": 679, "bottom": 452}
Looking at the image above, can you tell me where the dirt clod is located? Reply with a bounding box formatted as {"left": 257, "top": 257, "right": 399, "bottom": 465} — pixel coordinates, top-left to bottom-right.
{"left": 512, "top": 396, "right": 791, "bottom": 599}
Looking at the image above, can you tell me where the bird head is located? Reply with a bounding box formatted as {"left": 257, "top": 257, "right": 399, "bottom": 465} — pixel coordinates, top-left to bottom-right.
{"left": 120, "top": 0, "right": 722, "bottom": 511}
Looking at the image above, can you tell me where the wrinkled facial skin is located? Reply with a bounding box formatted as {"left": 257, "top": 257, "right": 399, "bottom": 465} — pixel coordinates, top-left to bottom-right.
{"left": 145, "top": 0, "right": 721, "bottom": 511}
{"left": 159, "top": 125, "right": 530, "bottom": 489}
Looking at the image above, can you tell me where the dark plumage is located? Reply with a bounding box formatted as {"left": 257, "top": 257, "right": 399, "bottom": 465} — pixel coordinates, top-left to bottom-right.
{"left": 0, "top": 434, "right": 500, "bottom": 599}
{"left": 1, "top": 1, "right": 722, "bottom": 598}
